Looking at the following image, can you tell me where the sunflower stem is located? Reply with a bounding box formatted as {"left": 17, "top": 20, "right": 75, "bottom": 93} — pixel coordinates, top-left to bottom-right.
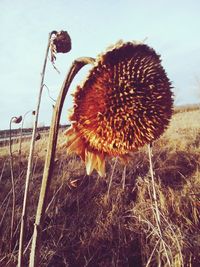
{"left": 18, "top": 110, "right": 34, "bottom": 168}
{"left": 9, "top": 117, "right": 16, "bottom": 252}
{"left": 18, "top": 32, "right": 53, "bottom": 267}
{"left": 29, "top": 57, "right": 95, "bottom": 267}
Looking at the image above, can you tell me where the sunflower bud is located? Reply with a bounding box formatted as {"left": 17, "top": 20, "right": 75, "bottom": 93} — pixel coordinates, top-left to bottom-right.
{"left": 52, "top": 30, "right": 71, "bottom": 53}
{"left": 35, "top": 133, "right": 41, "bottom": 141}
{"left": 12, "top": 116, "right": 22, "bottom": 124}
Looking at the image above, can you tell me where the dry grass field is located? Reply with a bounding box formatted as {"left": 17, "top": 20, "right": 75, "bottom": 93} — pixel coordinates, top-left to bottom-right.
{"left": 0, "top": 108, "right": 200, "bottom": 266}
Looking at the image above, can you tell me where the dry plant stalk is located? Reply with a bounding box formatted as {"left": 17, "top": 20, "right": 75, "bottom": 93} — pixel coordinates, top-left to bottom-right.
{"left": 18, "top": 110, "right": 35, "bottom": 161}
{"left": 29, "top": 57, "right": 95, "bottom": 267}
{"left": 147, "top": 144, "right": 171, "bottom": 265}
{"left": 9, "top": 118, "right": 15, "bottom": 251}
{"left": 122, "top": 165, "right": 127, "bottom": 190}
{"left": 107, "top": 157, "right": 118, "bottom": 199}
{"left": 18, "top": 33, "right": 53, "bottom": 267}
{"left": 9, "top": 116, "right": 22, "bottom": 251}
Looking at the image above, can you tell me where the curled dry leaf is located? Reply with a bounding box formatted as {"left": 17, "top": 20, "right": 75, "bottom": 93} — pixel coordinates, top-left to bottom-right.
{"left": 63, "top": 41, "right": 174, "bottom": 176}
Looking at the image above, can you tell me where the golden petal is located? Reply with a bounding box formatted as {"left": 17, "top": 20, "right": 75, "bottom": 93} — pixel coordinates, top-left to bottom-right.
{"left": 64, "top": 126, "right": 77, "bottom": 146}
{"left": 63, "top": 126, "right": 86, "bottom": 160}
{"left": 67, "top": 137, "right": 83, "bottom": 154}
{"left": 96, "top": 153, "right": 106, "bottom": 177}
{"left": 85, "top": 150, "right": 97, "bottom": 175}
{"left": 85, "top": 150, "right": 106, "bottom": 177}
{"left": 67, "top": 108, "right": 74, "bottom": 119}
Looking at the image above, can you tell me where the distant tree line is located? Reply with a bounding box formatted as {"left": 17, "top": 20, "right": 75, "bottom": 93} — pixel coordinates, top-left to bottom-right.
{"left": 0, "top": 124, "right": 70, "bottom": 139}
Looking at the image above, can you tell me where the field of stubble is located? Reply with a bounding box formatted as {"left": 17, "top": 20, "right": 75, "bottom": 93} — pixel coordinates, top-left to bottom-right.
{"left": 0, "top": 108, "right": 200, "bottom": 267}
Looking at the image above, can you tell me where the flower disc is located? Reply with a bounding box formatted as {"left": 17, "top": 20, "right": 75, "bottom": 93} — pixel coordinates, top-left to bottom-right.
{"left": 53, "top": 31, "right": 71, "bottom": 53}
{"left": 64, "top": 41, "right": 173, "bottom": 176}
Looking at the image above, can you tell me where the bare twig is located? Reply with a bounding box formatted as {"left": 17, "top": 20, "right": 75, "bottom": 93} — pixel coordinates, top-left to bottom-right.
{"left": 29, "top": 57, "right": 95, "bottom": 267}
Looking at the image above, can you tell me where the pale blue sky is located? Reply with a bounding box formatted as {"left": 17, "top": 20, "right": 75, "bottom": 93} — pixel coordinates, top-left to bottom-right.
{"left": 0, "top": 0, "right": 200, "bottom": 130}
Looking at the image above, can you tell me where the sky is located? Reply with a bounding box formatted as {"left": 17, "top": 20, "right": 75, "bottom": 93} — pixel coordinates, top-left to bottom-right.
{"left": 0, "top": 0, "right": 200, "bottom": 130}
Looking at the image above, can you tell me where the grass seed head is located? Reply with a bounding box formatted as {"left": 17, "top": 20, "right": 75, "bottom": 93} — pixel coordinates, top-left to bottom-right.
{"left": 64, "top": 41, "right": 174, "bottom": 176}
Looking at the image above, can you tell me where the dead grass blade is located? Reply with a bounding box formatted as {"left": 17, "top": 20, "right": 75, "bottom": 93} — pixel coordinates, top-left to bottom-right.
{"left": 107, "top": 157, "right": 118, "bottom": 199}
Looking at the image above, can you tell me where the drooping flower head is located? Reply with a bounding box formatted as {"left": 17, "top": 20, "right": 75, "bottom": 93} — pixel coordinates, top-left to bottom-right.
{"left": 12, "top": 116, "right": 22, "bottom": 124}
{"left": 64, "top": 41, "right": 173, "bottom": 176}
{"left": 50, "top": 30, "right": 71, "bottom": 63}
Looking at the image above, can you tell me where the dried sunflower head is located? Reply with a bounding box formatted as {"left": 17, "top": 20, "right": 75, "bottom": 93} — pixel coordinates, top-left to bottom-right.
{"left": 50, "top": 30, "right": 71, "bottom": 63}
{"left": 64, "top": 41, "right": 173, "bottom": 176}
{"left": 12, "top": 116, "right": 22, "bottom": 124}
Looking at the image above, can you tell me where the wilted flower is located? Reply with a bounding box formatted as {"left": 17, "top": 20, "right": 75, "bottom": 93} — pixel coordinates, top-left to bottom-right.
{"left": 35, "top": 133, "right": 41, "bottom": 141}
{"left": 50, "top": 30, "right": 71, "bottom": 63}
{"left": 64, "top": 41, "right": 173, "bottom": 176}
{"left": 12, "top": 116, "right": 22, "bottom": 124}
